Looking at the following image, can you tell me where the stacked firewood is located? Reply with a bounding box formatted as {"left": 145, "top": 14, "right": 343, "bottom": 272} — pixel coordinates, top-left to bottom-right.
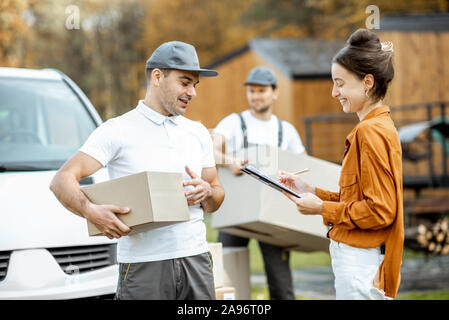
{"left": 405, "top": 217, "right": 449, "bottom": 255}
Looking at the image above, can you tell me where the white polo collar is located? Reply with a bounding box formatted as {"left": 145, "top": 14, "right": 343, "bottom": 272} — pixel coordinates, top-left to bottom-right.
{"left": 137, "top": 100, "right": 180, "bottom": 125}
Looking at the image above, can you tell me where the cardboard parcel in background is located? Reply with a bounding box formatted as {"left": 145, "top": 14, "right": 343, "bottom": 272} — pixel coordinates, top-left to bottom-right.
{"left": 212, "top": 145, "right": 341, "bottom": 252}
{"left": 82, "top": 171, "right": 190, "bottom": 236}
{"left": 207, "top": 242, "right": 224, "bottom": 288}
{"left": 222, "top": 247, "right": 251, "bottom": 300}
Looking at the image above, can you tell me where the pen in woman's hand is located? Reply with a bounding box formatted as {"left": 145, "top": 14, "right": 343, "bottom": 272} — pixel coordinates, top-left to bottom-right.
{"left": 293, "top": 168, "right": 310, "bottom": 175}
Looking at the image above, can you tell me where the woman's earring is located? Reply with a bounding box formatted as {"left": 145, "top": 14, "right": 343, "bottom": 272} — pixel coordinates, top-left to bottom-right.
{"left": 365, "top": 89, "right": 370, "bottom": 98}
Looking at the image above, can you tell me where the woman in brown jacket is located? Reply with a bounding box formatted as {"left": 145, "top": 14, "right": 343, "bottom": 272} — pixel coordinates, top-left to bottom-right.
{"left": 279, "top": 29, "right": 403, "bottom": 299}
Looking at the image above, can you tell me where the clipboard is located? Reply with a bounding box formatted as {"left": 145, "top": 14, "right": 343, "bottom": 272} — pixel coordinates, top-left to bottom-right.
{"left": 240, "top": 165, "right": 301, "bottom": 198}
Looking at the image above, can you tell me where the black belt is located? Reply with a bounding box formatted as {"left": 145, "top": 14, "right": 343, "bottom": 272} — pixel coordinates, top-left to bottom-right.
{"left": 380, "top": 244, "right": 385, "bottom": 255}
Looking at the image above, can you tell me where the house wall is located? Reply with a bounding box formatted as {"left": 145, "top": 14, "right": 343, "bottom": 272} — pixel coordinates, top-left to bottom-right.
{"left": 379, "top": 31, "right": 449, "bottom": 108}
{"left": 186, "top": 48, "right": 339, "bottom": 154}
{"left": 186, "top": 50, "right": 293, "bottom": 131}
{"left": 292, "top": 79, "right": 342, "bottom": 153}
{"left": 187, "top": 30, "right": 449, "bottom": 165}
{"left": 305, "top": 31, "right": 449, "bottom": 163}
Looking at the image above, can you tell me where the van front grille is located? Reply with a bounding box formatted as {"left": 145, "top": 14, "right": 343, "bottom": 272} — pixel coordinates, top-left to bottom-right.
{"left": 48, "top": 244, "right": 117, "bottom": 275}
{"left": 0, "top": 251, "right": 12, "bottom": 281}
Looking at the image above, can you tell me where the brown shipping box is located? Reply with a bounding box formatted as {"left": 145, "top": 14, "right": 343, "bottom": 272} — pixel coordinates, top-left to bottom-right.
{"left": 222, "top": 247, "right": 251, "bottom": 300}
{"left": 211, "top": 145, "right": 341, "bottom": 252}
{"left": 215, "top": 287, "right": 236, "bottom": 300}
{"left": 207, "top": 242, "right": 224, "bottom": 288}
{"left": 82, "top": 171, "right": 190, "bottom": 236}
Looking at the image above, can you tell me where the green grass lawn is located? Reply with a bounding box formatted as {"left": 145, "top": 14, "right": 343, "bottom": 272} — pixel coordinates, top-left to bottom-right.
{"left": 397, "top": 290, "right": 449, "bottom": 300}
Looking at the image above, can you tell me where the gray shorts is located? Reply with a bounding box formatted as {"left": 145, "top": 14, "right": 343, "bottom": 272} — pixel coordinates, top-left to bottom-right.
{"left": 115, "top": 252, "right": 216, "bottom": 300}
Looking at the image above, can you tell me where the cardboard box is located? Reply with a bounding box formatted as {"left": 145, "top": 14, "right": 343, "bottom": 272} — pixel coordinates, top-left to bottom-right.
{"left": 211, "top": 145, "right": 341, "bottom": 252}
{"left": 81, "top": 171, "right": 190, "bottom": 236}
{"left": 207, "top": 242, "right": 224, "bottom": 288}
{"left": 215, "top": 287, "right": 236, "bottom": 300}
{"left": 222, "top": 247, "right": 251, "bottom": 300}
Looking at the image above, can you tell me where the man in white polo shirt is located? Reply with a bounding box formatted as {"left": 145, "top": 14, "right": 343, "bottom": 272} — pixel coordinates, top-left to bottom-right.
{"left": 50, "top": 41, "right": 225, "bottom": 299}
{"left": 212, "top": 66, "right": 305, "bottom": 300}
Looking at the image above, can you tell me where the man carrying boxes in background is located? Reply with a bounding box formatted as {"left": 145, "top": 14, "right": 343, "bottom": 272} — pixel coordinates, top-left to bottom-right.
{"left": 50, "top": 41, "right": 225, "bottom": 300}
{"left": 211, "top": 66, "right": 306, "bottom": 300}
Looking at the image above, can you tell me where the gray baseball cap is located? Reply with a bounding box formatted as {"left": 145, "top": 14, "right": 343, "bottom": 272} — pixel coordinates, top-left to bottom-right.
{"left": 146, "top": 41, "right": 218, "bottom": 77}
{"left": 244, "top": 66, "right": 277, "bottom": 86}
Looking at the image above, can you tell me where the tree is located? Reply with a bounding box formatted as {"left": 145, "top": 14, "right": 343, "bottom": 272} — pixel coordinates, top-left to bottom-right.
{"left": 137, "top": 0, "right": 256, "bottom": 65}
{"left": 3, "top": 0, "right": 447, "bottom": 119}
{"left": 26, "top": 0, "right": 147, "bottom": 118}
{"left": 0, "top": 0, "right": 32, "bottom": 66}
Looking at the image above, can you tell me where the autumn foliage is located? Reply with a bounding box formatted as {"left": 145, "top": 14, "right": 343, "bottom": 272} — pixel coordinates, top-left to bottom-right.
{"left": 1, "top": 0, "right": 447, "bottom": 119}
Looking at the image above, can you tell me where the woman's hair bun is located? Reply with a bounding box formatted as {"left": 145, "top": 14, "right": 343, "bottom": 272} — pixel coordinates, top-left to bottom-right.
{"left": 333, "top": 28, "right": 394, "bottom": 101}
{"left": 347, "top": 28, "right": 381, "bottom": 50}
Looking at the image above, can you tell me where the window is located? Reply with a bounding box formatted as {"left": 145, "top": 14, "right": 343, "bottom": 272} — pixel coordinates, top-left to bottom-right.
{"left": 0, "top": 77, "right": 97, "bottom": 170}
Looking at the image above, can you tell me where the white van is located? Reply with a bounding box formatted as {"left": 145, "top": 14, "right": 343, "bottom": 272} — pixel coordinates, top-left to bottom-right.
{"left": 0, "top": 67, "right": 118, "bottom": 299}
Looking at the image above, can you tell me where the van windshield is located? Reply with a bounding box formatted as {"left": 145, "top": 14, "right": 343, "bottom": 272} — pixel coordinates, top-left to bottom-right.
{"left": 0, "top": 77, "right": 97, "bottom": 171}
